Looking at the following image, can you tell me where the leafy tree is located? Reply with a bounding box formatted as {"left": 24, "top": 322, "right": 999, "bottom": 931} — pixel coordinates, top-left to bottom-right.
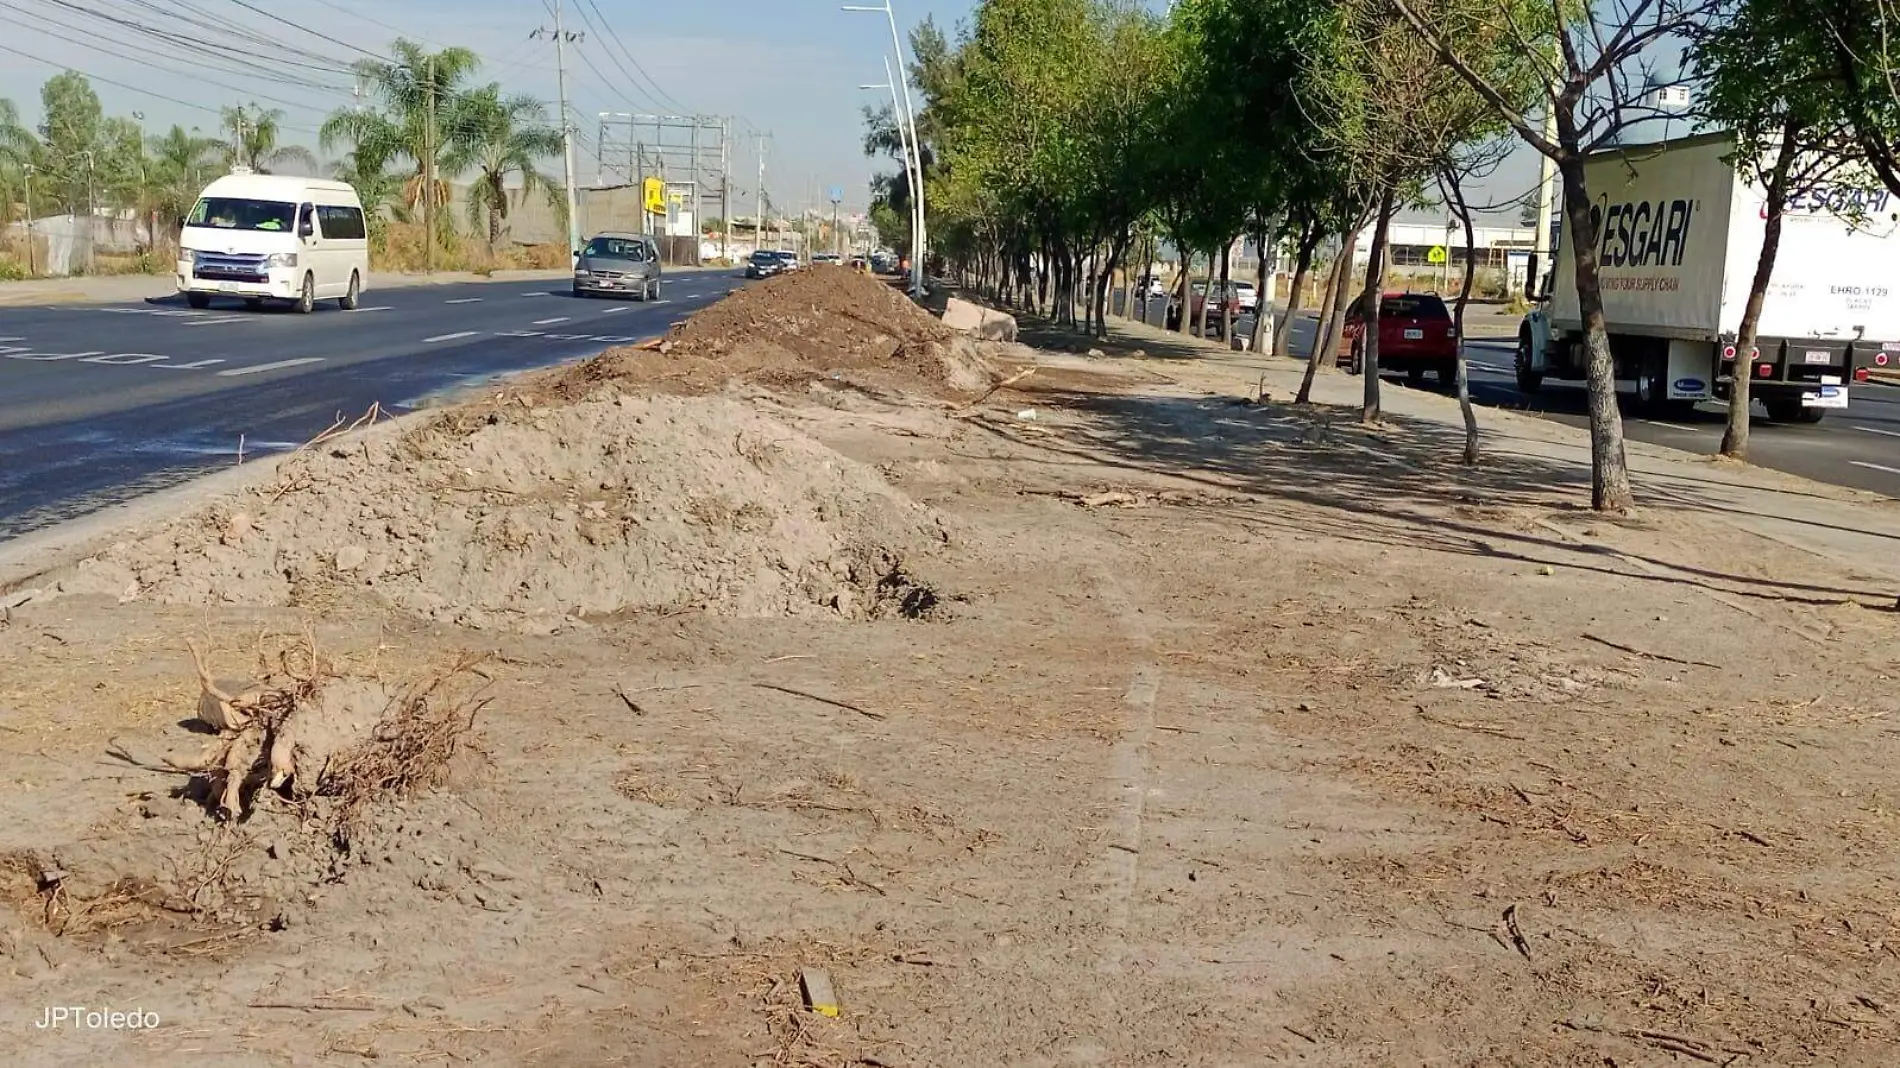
{"left": 1693, "top": 0, "right": 1872, "bottom": 457}
{"left": 1390, "top": 0, "right": 1728, "bottom": 510}
{"left": 442, "top": 86, "right": 565, "bottom": 250}
{"left": 36, "top": 71, "right": 104, "bottom": 213}
{"left": 221, "top": 104, "right": 317, "bottom": 175}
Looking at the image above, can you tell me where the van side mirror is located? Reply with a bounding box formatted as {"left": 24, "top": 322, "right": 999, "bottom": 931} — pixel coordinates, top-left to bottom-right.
{"left": 298, "top": 218, "right": 315, "bottom": 239}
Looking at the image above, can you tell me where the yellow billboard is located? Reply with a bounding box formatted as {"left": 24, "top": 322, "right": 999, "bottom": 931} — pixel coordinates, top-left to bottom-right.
{"left": 643, "top": 177, "right": 666, "bottom": 215}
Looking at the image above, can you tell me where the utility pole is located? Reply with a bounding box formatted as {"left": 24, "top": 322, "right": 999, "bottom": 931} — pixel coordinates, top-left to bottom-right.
{"left": 23, "top": 164, "right": 35, "bottom": 277}
{"left": 81, "top": 150, "right": 96, "bottom": 275}
{"left": 533, "top": 5, "right": 585, "bottom": 257}
{"left": 757, "top": 135, "right": 766, "bottom": 254}
{"left": 1533, "top": 105, "right": 1556, "bottom": 269}
{"left": 720, "top": 120, "right": 732, "bottom": 263}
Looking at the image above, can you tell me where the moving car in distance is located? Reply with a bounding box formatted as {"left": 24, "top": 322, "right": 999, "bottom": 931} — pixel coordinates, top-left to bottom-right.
{"left": 773, "top": 249, "right": 802, "bottom": 271}
{"left": 1338, "top": 291, "right": 1459, "bottom": 386}
{"left": 746, "top": 249, "right": 789, "bottom": 279}
{"left": 572, "top": 232, "right": 662, "bottom": 300}
{"left": 812, "top": 252, "right": 842, "bottom": 265}
{"left": 176, "top": 172, "right": 368, "bottom": 313}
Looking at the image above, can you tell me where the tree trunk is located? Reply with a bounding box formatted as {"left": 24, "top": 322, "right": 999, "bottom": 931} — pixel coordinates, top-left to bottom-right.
{"left": 1174, "top": 247, "right": 1194, "bottom": 335}
{"left": 1219, "top": 240, "right": 1233, "bottom": 345}
{"left": 1360, "top": 182, "right": 1398, "bottom": 423}
{"left": 1444, "top": 169, "right": 1481, "bottom": 465}
{"left": 1193, "top": 246, "right": 1212, "bottom": 338}
{"left": 1298, "top": 227, "right": 1360, "bottom": 405}
{"left": 1250, "top": 222, "right": 1272, "bottom": 355}
{"left": 1274, "top": 220, "right": 1319, "bottom": 359}
{"left": 1722, "top": 126, "right": 1801, "bottom": 460}
{"left": 1557, "top": 154, "right": 1635, "bottom": 512}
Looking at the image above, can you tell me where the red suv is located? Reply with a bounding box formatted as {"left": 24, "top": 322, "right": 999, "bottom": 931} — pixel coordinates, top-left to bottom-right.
{"left": 1337, "top": 292, "right": 1459, "bottom": 385}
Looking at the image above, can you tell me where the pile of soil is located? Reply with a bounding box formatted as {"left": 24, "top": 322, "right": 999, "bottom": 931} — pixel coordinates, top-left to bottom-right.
{"left": 82, "top": 394, "right": 949, "bottom": 632}
{"left": 544, "top": 266, "right": 993, "bottom": 400}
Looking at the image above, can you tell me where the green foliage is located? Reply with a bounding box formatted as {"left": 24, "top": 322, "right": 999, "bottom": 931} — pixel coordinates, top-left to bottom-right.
{"left": 221, "top": 104, "right": 318, "bottom": 175}
{"left": 441, "top": 86, "right": 566, "bottom": 249}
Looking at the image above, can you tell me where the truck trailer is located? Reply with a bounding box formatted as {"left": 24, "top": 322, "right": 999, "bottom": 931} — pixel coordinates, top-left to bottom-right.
{"left": 1517, "top": 132, "right": 1898, "bottom": 422}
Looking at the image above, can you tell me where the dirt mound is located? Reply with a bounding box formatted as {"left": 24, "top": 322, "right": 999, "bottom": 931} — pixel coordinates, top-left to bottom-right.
{"left": 543, "top": 266, "right": 993, "bottom": 400}
{"left": 87, "top": 394, "right": 949, "bottom": 632}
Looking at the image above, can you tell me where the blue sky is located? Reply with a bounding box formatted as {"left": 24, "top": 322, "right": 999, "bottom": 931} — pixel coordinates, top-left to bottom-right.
{"left": 0, "top": 0, "right": 981, "bottom": 215}
{"left": 0, "top": 0, "right": 1541, "bottom": 222}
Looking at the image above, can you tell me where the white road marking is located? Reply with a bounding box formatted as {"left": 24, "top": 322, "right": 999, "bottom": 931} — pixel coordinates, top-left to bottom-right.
{"left": 157, "top": 359, "right": 226, "bottom": 370}
{"left": 1852, "top": 425, "right": 1900, "bottom": 438}
{"left": 532, "top": 317, "right": 571, "bottom": 325}
{"left": 216, "top": 357, "right": 324, "bottom": 377}
{"left": 423, "top": 331, "right": 478, "bottom": 343}
{"left": 650, "top": 299, "right": 672, "bottom": 305}
{"left": 495, "top": 330, "right": 544, "bottom": 338}
{"left": 444, "top": 297, "right": 483, "bottom": 304}
{"left": 1467, "top": 361, "right": 1507, "bottom": 372}
{"left": 184, "top": 315, "right": 248, "bottom": 326}
{"left": 1850, "top": 460, "right": 1900, "bottom": 475}
{"left": 521, "top": 291, "right": 553, "bottom": 297}
{"left": 357, "top": 305, "right": 393, "bottom": 312}
{"left": 598, "top": 306, "right": 629, "bottom": 315}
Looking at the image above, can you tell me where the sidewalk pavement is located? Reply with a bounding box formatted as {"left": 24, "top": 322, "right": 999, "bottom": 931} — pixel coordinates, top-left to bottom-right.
{"left": 0, "top": 264, "right": 732, "bottom": 308}
{"left": 1088, "top": 313, "right": 1900, "bottom": 590}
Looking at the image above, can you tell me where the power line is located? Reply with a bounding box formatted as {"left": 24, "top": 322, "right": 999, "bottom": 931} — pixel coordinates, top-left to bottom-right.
{"left": 572, "top": 0, "right": 691, "bottom": 115}
{"left": 0, "top": 6, "right": 351, "bottom": 108}
{"left": 0, "top": 37, "right": 242, "bottom": 121}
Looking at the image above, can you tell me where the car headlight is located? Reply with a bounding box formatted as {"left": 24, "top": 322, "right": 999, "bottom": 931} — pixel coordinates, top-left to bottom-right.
{"left": 265, "top": 252, "right": 298, "bottom": 269}
{"left": 575, "top": 269, "right": 591, "bottom": 277}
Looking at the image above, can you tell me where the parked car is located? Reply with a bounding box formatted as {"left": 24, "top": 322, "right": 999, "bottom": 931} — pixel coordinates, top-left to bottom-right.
{"left": 1232, "top": 281, "right": 1258, "bottom": 314}
{"left": 572, "top": 232, "right": 661, "bottom": 300}
{"left": 746, "top": 249, "right": 789, "bottom": 279}
{"left": 1337, "top": 291, "right": 1459, "bottom": 385}
{"left": 177, "top": 173, "right": 369, "bottom": 313}
{"left": 773, "top": 249, "right": 802, "bottom": 271}
{"left": 812, "top": 252, "right": 842, "bottom": 265}
{"left": 1166, "top": 280, "right": 1241, "bottom": 337}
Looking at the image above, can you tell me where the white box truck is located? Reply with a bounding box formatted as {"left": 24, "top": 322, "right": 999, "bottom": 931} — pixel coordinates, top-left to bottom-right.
{"left": 1516, "top": 132, "right": 1899, "bottom": 423}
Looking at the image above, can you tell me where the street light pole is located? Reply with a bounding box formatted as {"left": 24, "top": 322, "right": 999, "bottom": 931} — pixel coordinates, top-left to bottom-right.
{"left": 23, "top": 164, "right": 35, "bottom": 277}
{"left": 844, "top": 1, "right": 925, "bottom": 297}
{"left": 861, "top": 55, "right": 919, "bottom": 276}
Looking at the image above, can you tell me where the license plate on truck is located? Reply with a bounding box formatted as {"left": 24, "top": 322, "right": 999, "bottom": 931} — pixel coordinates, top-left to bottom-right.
{"left": 1403, "top": 328, "right": 1424, "bottom": 339}
{"left": 218, "top": 282, "right": 238, "bottom": 293}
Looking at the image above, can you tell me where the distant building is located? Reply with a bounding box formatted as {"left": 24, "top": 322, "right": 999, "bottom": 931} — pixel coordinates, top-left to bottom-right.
{"left": 1354, "top": 221, "right": 1538, "bottom": 271}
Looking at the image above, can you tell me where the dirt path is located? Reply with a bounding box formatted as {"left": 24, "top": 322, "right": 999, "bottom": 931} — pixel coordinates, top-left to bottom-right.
{"left": 2, "top": 285, "right": 1897, "bottom": 1066}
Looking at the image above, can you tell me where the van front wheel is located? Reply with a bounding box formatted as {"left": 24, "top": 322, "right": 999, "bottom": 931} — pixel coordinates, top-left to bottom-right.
{"left": 186, "top": 292, "right": 211, "bottom": 310}
{"left": 294, "top": 273, "right": 315, "bottom": 315}
{"left": 339, "top": 271, "right": 360, "bottom": 311}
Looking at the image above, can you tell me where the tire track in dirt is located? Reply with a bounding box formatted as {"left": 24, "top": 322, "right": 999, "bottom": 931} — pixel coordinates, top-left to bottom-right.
{"left": 1091, "top": 561, "right": 1161, "bottom": 982}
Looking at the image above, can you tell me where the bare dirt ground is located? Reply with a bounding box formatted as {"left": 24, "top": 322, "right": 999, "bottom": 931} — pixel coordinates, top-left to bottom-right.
{"left": 2, "top": 275, "right": 1898, "bottom": 1067}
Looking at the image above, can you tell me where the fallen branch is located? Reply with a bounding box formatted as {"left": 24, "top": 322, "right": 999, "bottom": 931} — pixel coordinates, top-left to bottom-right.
{"left": 1557, "top": 1019, "right": 1748, "bottom": 1064}
{"left": 1503, "top": 904, "right": 1533, "bottom": 961}
{"left": 752, "top": 683, "right": 885, "bottom": 721}
{"left": 954, "top": 368, "right": 1037, "bottom": 412}
{"left": 1416, "top": 707, "right": 1526, "bottom": 741}
{"left": 1582, "top": 632, "right": 1720, "bottom": 670}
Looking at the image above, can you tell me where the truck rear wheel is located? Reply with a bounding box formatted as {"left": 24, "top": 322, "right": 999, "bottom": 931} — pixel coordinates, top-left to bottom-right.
{"left": 1514, "top": 330, "right": 1542, "bottom": 392}
{"left": 1762, "top": 395, "right": 1826, "bottom": 424}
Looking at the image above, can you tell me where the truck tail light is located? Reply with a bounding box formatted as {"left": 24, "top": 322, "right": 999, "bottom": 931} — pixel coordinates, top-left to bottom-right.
{"left": 1855, "top": 367, "right": 1871, "bottom": 382}
{"left": 1756, "top": 363, "right": 1774, "bottom": 378}
{"left": 1722, "top": 345, "right": 1736, "bottom": 360}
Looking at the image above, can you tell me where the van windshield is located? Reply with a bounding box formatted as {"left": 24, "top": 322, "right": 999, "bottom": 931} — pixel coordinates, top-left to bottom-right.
{"left": 187, "top": 197, "right": 297, "bottom": 232}
{"left": 584, "top": 237, "right": 649, "bottom": 260}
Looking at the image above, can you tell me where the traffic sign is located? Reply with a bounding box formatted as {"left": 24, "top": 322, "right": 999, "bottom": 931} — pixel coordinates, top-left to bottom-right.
{"left": 1427, "top": 245, "right": 1448, "bottom": 265}
{"left": 827, "top": 185, "right": 844, "bottom": 205}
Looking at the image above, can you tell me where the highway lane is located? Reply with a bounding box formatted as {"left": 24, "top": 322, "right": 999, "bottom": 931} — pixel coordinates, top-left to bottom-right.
{"left": 1265, "top": 311, "right": 1900, "bottom": 499}
{"left": 0, "top": 272, "right": 743, "bottom": 539}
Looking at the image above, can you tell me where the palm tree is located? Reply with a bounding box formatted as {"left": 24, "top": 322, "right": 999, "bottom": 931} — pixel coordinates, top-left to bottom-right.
{"left": 221, "top": 104, "right": 317, "bottom": 175}
{"left": 442, "top": 85, "right": 565, "bottom": 250}
{"left": 145, "top": 125, "right": 222, "bottom": 237}
{"left": 0, "top": 97, "right": 39, "bottom": 226}
{"left": 319, "top": 39, "right": 482, "bottom": 245}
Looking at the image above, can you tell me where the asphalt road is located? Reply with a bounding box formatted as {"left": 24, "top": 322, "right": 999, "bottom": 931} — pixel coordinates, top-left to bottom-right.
{"left": 0, "top": 272, "right": 741, "bottom": 540}
{"left": 1271, "top": 312, "right": 1900, "bottom": 499}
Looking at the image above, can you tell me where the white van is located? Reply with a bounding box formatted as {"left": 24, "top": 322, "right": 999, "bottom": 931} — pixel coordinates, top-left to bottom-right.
{"left": 176, "top": 173, "right": 370, "bottom": 313}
